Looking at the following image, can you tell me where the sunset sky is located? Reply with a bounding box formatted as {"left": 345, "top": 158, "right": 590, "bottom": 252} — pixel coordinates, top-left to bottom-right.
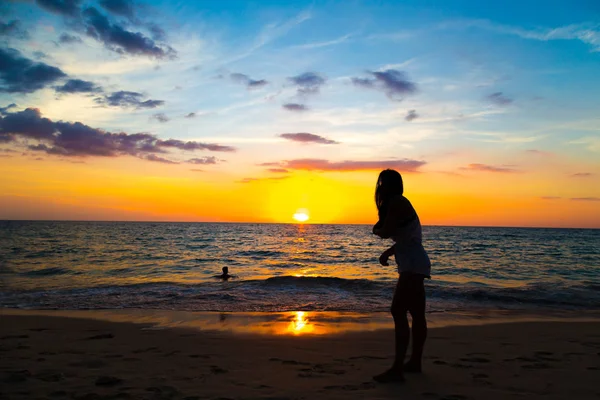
{"left": 1, "top": 0, "right": 599, "bottom": 227}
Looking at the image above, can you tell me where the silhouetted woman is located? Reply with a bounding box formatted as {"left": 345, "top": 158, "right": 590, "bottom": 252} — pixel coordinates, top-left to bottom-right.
{"left": 372, "top": 169, "right": 431, "bottom": 383}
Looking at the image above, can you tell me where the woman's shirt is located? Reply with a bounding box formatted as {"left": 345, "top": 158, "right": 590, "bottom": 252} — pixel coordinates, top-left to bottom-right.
{"left": 390, "top": 206, "right": 431, "bottom": 278}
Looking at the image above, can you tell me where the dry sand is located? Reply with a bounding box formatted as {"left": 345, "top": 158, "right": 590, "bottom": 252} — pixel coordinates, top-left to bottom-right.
{"left": 1, "top": 312, "right": 599, "bottom": 400}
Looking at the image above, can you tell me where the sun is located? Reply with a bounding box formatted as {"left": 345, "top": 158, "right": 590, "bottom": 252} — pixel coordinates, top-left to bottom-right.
{"left": 293, "top": 209, "right": 310, "bottom": 223}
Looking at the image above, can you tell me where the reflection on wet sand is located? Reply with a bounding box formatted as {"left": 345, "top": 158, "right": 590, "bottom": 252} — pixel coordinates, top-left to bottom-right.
{"left": 2, "top": 308, "right": 598, "bottom": 336}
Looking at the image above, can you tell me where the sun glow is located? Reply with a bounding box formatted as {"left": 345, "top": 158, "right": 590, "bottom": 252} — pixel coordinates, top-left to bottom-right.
{"left": 293, "top": 209, "right": 309, "bottom": 223}
{"left": 286, "top": 311, "right": 315, "bottom": 335}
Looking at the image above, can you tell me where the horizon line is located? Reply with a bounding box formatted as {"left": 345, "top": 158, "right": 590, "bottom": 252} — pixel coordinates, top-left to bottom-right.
{"left": 1, "top": 219, "right": 598, "bottom": 230}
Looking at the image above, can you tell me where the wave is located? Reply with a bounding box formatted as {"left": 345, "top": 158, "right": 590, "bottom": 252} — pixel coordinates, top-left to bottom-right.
{"left": 20, "top": 267, "right": 73, "bottom": 277}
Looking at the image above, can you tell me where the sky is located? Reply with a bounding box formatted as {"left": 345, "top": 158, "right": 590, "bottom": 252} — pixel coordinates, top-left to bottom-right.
{"left": 1, "top": 0, "right": 599, "bottom": 227}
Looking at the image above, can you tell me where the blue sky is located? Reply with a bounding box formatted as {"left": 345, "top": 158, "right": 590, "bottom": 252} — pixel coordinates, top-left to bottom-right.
{"left": 1, "top": 0, "right": 599, "bottom": 225}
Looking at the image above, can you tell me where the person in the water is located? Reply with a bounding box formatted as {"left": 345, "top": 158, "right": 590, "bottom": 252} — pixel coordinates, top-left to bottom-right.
{"left": 216, "top": 266, "right": 233, "bottom": 281}
{"left": 372, "top": 169, "right": 431, "bottom": 384}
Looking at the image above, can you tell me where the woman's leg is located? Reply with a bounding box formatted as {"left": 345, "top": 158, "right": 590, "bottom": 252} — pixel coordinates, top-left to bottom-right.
{"left": 373, "top": 276, "right": 409, "bottom": 383}
{"left": 406, "top": 276, "right": 427, "bottom": 372}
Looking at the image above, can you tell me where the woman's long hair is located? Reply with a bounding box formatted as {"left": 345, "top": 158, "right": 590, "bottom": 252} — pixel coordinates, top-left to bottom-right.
{"left": 375, "top": 169, "right": 404, "bottom": 220}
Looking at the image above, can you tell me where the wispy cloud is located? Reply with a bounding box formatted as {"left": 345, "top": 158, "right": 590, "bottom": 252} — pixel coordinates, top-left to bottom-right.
{"left": 570, "top": 197, "right": 600, "bottom": 202}
{"left": 279, "top": 133, "right": 338, "bottom": 145}
{"left": 540, "top": 196, "right": 561, "bottom": 200}
{"left": 151, "top": 113, "right": 169, "bottom": 123}
{"left": 571, "top": 172, "right": 594, "bottom": 178}
{"left": 487, "top": 92, "right": 513, "bottom": 106}
{"left": 460, "top": 163, "right": 519, "bottom": 173}
{"left": 229, "top": 73, "right": 268, "bottom": 89}
{"left": 405, "top": 109, "right": 418, "bottom": 122}
{"left": 292, "top": 33, "right": 352, "bottom": 49}
{"left": 265, "top": 158, "right": 426, "bottom": 172}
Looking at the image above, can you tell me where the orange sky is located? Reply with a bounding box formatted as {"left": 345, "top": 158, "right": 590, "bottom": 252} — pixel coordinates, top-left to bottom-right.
{"left": 1, "top": 155, "right": 599, "bottom": 228}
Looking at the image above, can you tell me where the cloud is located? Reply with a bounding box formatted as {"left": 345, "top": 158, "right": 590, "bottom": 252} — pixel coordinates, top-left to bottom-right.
{"left": 229, "top": 73, "right": 268, "bottom": 89}
{"left": 351, "top": 69, "right": 417, "bottom": 100}
{"left": 448, "top": 20, "right": 600, "bottom": 53}
{"left": 540, "top": 196, "right": 561, "bottom": 200}
{"left": 156, "top": 139, "right": 235, "bottom": 152}
{"left": 0, "top": 48, "right": 67, "bottom": 93}
{"left": 460, "top": 163, "right": 518, "bottom": 173}
{"left": 526, "top": 149, "right": 553, "bottom": 156}
{"left": 267, "top": 168, "right": 289, "bottom": 173}
{"left": 54, "top": 78, "right": 101, "bottom": 93}
{"left": 282, "top": 103, "right": 308, "bottom": 112}
{"left": 405, "top": 109, "right": 418, "bottom": 121}
{"left": 293, "top": 33, "right": 352, "bottom": 49}
{"left": 487, "top": 92, "right": 513, "bottom": 106}
{"left": 571, "top": 172, "right": 594, "bottom": 178}
{"left": 82, "top": 7, "right": 176, "bottom": 59}
{"left": 288, "top": 72, "right": 326, "bottom": 95}
{"left": 35, "top": 0, "right": 82, "bottom": 17}
{"left": 0, "top": 103, "right": 17, "bottom": 115}
{"left": 570, "top": 197, "right": 600, "bottom": 202}
{"left": 96, "top": 90, "right": 164, "bottom": 109}
{"left": 266, "top": 158, "right": 426, "bottom": 172}
{"left": 151, "top": 113, "right": 169, "bottom": 123}
{"left": 0, "top": 19, "right": 29, "bottom": 40}
{"left": 0, "top": 107, "right": 236, "bottom": 158}
{"left": 279, "top": 133, "right": 338, "bottom": 145}
{"left": 144, "top": 154, "right": 177, "bottom": 164}
{"left": 187, "top": 156, "right": 217, "bottom": 165}
{"left": 98, "top": 0, "right": 134, "bottom": 19}
{"left": 58, "top": 33, "right": 82, "bottom": 44}
{"left": 184, "top": 112, "right": 196, "bottom": 118}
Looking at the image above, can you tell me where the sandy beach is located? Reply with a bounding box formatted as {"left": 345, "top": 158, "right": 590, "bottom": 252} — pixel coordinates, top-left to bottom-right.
{"left": 1, "top": 311, "right": 599, "bottom": 400}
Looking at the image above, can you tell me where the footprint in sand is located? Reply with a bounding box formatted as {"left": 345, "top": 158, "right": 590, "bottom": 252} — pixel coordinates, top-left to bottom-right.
{"left": 460, "top": 357, "right": 490, "bottom": 363}
{"left": 210, "top": 365, "right": 228, "bottom": 374}
{"left": 323, "top": 382, "right": 376, "bottom": 391}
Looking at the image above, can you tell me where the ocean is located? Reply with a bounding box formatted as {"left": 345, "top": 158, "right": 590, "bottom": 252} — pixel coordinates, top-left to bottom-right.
{"left": 0, "top": 221, "right": 598, "bottom": 313}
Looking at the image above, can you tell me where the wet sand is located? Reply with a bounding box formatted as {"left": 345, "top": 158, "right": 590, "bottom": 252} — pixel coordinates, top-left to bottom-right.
{"left": 1, "top": 311, "right": 599, "bottom": 400}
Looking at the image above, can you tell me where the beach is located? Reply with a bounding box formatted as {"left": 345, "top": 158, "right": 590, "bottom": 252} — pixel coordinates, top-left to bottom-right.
{"left": 1, "top": 310, "right": 599, "bottom": 400}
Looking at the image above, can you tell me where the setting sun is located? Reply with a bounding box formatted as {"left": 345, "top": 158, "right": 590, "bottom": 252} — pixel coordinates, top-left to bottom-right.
{"left": 293, "top": 209, "right": 310, "bottom": 223}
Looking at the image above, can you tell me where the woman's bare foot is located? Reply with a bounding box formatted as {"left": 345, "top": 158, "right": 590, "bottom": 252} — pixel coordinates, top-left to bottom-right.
{"left": 373, "top": 368, "right": 405, "bottom": 383}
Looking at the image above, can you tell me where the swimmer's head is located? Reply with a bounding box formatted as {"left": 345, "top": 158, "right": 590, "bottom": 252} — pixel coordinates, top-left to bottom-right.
{"left": 222, "top": 266, "right": 229, "bottom": 274}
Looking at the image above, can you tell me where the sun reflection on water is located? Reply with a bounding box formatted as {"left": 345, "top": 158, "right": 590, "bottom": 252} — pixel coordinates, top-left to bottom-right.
{"left": 286, "top": 311, "right": 315, "bottom": 335}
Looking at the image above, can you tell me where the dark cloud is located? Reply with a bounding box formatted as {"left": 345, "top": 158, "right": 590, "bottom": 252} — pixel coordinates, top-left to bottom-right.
{"left": 352, "top": 69, "right": 417, "bottom": 99}
{"left": 267, "top": 168, "right": 289, "bottom": 173}
{"left": 460, "top": 163, "right": 518, "bottom": 173}
{"left": 280, "top": 133, "right": 338, "bottom": 145}
{"left": 0, "top": 107, "right": 237, "bottom": 158}
{"left": 282, "top": 103, "right": 308, "bottom": 112}
{"left": 35, "top": 0, "right": 82, "bottom": 17}
{"left": 267, "top": 158, "right": 425, "bottom": 172}
{"left": 96, "top": 90, "right": 164, "bottom": 109}
{"left": 0, "top": 19, "right": 29, "bottom": 40}
{"left": 571, "top": 172, "right": 594, "bottom": 178}
{"left": 0, "top": 47, "right": 67, "bottom": 93}
{"left": 487, "top": 92, "right": 513, "bottom": 106}
{"left": 184, "top": 112, "right": 196, "bottom": 118}
{"left": 0, "top": 103, "right": 17, "bottom": 115}
{"left": 405, "top": 109, "right": 418, "bottom": 121}
{"left": 288, "top": 72, "right": 325, "bottom": 95}
{"left": 58, "top": 33, "right": 82, "bottom": 44}
{"left": 570, "top": 197, "right": 600, "bottom": 202}
{"left": 98, "top": 0, "right": 134, "bottom": 19}
{"left": 83, "top": 7, "right": 175, "bottom": 59}
{"left": 32, "top": 51, "right": 48, "bottom": 60}
{"left": 151, "top": 113, "right": 169, "bottom": 123}
{"left": 147, "top": 23, "right": 166, "bottom": 41}
{"left": 230, "top": 73, "right": 268, "bottom": 89}
{"left": 144, "top": 153, "right": 177, "bottom": 164}
{"left": 54, "top": 78, "right": 101, "bottom": 93}
{"left": 187, "top": 156, "right": 217, "bottom": 165}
